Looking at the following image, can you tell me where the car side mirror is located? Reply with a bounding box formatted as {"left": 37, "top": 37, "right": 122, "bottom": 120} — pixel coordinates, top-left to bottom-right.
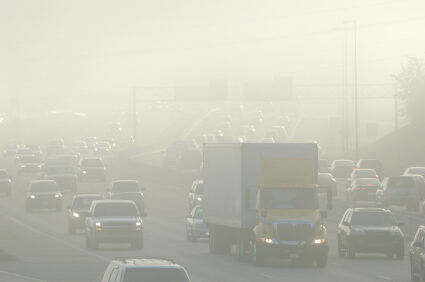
{"left": 398, "top": 222, "right": 405, "bottom": 227}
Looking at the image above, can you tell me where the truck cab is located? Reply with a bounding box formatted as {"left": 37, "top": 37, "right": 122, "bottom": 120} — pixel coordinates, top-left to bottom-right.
{"left": 253, "top": 184, "right": 328, "bottom": 266}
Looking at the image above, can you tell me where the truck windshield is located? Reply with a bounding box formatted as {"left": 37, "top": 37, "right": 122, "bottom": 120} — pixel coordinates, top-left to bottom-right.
{"left": 259, "top": 188, "right": 319, "bottom": 209}
{"left": 123, "top": 268, "right": 190, "bottom": 282}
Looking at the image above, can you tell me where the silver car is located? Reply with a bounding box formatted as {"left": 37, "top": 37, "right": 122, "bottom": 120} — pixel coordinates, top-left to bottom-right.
{"left": 185, "top": 205, "right": 208, "bottom": 241}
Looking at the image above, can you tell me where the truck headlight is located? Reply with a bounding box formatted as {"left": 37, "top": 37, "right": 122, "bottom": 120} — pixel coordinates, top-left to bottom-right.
{"left": 95, "top": 222, "right": 102, "bottom": 231}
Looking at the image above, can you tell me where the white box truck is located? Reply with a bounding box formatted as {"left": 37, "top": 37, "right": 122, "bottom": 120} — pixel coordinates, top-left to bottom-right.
{"left": 203, "top": 143, "right": 329, "bottom": 266}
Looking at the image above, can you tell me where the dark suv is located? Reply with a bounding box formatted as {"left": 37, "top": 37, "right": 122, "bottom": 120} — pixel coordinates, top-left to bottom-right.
{"left": 101, "top": 258, "right": 191, "bottom": 282}
{"left": 66, "top": 194, "right": 104, "bottom": 234}
{"left": 0, "top": 169, "right": 12, "bottom": 196}
{"left": 329, "top": 160, "right": 355, "bottom": 179}
{"left": 356, "top": 159, "right": 384, "bottom": 180}
{"left": 337, "top": 208, "right": 404, "bottom": 259}
{"left": 410, "top": 225, "right": 425, "bottom": 281}
{"left": 25, "top": 180, "right": 63, "bottom": 212}
{"left": 376, "top": 176, "right": 425, "bottom": 211}
{"left": 85, "top": 200, "right": 143, "bottom": 249}
{"left": 78, "top": 157, "right": 106, "bottom": 182}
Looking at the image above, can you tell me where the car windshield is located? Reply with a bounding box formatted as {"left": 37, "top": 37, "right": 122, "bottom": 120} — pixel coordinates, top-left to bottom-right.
{"left": 408, "top": 168, "right": 425, "bottom": 176}
{"left": 354, "top": 178, "right": 380, "bottom": 186}
{"left": 0, "top": 171, "right": 8, "bottom": 178}
{"left": 93, "top": 203, "right": 138, "bottom": 217}
{"left": 359, "top": 160, "right": 382, "bottom": 169}
{"left": 334, "top": 160, "right": 354, "bottom": 166}
{"left": 111, "top": 193, "right": 143, "bottom": 201}
{"left": 388, "top": 177, "right": 415, "bottom": 189}
{"left": 351, "top": 212, "right": 397, "bottom": 227}
{"left": 259, "top": 188, "right": 319, "bottom": 209}
{"left": 19, "top": 156, "right": 41, "bottom": 163}
{"left": 82, "top": 159, "right": 103, "bottom": 167}
{"left": 354, "top": 170, "right": 376, "bottom": 177}
{"left": 123, "top": 268, "right": 190, "bottom": 282}
{"left": 112, "top": 182, "right": 139, "bottom": 193}
{"left": 48, "top": 166, "right": 75, "bottom": 175}
{"left": 195, "top": 183, "right": 203, "bottom": 194}
{"left": 73, "top": 197, "right": 102, "bottom": 209}
{"left": 30, "top": 182, "right": 58, "bottom": 193}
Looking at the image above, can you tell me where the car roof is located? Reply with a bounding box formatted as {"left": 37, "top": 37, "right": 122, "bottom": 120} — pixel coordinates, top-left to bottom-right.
{"left": 407, "top": 167, "right": 425, "bottom": 169}
{"left": 93, "top": 199, "right": 135, "bottom": 205}
{"left": 73, "top": 194, "right": 104, "bottom": 199}
{"left": 30, "top": 180, "right": 56, "bottom": 184}
{"left": 113, "top": 180, "right": 138, "bottom": 183}
{"left": 352, "top": 207, "right": 390, "bottom": 213}
{"left": 112, "top": 258, "right": 184, "bottom": 269}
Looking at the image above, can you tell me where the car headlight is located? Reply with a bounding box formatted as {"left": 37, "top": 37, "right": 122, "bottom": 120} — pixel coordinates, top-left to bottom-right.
{"left": 95, "top": 222, "right": 101, "bottom": 227}
{"left": 20, "top": 165, "right": 25, "bottom": 168}
{"left": 72, "top": 212, "right": 80, "bottom": 218}
{"left": 314, "top": 238, "right": 326, "bottom": 245}
{"left": 260, "top": 237, "right": 274, "bottom": 244}
{"left": 29, "top": 194, "right": 36, "bottom": 199}
{"left": 196, "top": 197, "right": 202, "bottom": 201}
{"left": 136, "top": 222, "right": 142, "bottom": 226}
{"left": 81, "top": 171, "right": 87, "bottom": 174}
{"left": 54, "top": 194, "right": 61, "bottom": 198}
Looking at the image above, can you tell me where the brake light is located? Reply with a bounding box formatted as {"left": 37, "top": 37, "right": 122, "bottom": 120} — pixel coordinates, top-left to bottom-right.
{"left": 355, "top": 187, "right": 366, "bottom": 191}
{"left": 352, "top": 166, "right": 356, "bottom": 170}
{"left": 366, "top": 184, "right": 374, "bottom": 186}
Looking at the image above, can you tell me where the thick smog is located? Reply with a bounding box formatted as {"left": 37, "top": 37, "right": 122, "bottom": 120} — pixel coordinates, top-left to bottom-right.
{"left": 1, "top": 1, "right": 425, "bottom": 281}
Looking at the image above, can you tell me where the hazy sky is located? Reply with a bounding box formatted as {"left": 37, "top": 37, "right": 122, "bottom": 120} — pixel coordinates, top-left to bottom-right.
{"left": 1, "top": 0, "right": 424, "bottom": 112}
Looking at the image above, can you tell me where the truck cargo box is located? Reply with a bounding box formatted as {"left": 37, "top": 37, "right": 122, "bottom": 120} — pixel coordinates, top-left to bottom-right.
{"left": 203, "top": 143, "right": 318, "bottom": 229}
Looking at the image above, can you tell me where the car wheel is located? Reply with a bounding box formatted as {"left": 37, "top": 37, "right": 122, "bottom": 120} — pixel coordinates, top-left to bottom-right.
{"left": 68, "top": 225, "right": 76, "bottom": 235}
{"left": 253, "top": 242, "right": 264, "bottom": 266}
{"left": 411, "top": 257, "right": 418, "bottom": 281}
{"left": 189, "top": 228, "right": 197, "bottom": 242}
{"left": 396, "top": 246, "right": 404, "bottom": 260}
{"left": 316, "top": 254, "right": 327, "bottom": 268}
{"left": 347, "top": 246, "right": 356, "bottom": 258}
{"left": 337, "top": 237, "right": 344, "bottom": 257}
{"left": 131, "top": 238, "right": 144, "bottom": 249}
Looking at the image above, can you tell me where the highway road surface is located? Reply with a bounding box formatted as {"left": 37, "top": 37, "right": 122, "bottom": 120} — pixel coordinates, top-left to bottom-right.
{"left": 0, "top": 153, "right": 416, "bottom": 282}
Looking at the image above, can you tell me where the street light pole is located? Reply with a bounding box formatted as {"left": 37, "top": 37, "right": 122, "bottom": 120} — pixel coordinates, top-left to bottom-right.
{"left": 353, "top": 21, "right": 359, "bottom": 160}
{"left": 133, "top": 87, "right": 137, "bottom": 144}
{"left": 343, "top": 20, "right": 359, "bottom": 159}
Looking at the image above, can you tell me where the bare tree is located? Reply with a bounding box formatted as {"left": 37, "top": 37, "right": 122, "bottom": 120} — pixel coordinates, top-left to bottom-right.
{"left": 394, "top": 57, "right": 425, "bottom": 125}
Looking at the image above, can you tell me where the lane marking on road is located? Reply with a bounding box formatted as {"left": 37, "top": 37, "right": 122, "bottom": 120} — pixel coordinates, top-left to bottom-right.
{"left": 1, "top": 213, "right": 109, "bottom": 262}
{"left": 377, "top": 275, "right": 392, "bottom": 281}
{"left": 259, "top": 273, "right": 275, "bottom": 280}
{"left": 0, "top": 270, "right": 48, "bottom": 282}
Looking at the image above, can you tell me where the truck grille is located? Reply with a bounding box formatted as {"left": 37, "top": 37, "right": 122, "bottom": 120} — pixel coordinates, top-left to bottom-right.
{"left": 275, "top": 223, "right": 312, "bottom": 242}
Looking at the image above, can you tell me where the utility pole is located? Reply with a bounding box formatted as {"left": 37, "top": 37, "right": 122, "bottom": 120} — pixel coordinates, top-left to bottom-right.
{"left": 132, "top": 87, "right": 137, "bottom": 144}
{"left": 394, "top": 86, "right": 399, "bottom": 130}
{"left": 343, "top": 20, "right": 359, "bottom": 159}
